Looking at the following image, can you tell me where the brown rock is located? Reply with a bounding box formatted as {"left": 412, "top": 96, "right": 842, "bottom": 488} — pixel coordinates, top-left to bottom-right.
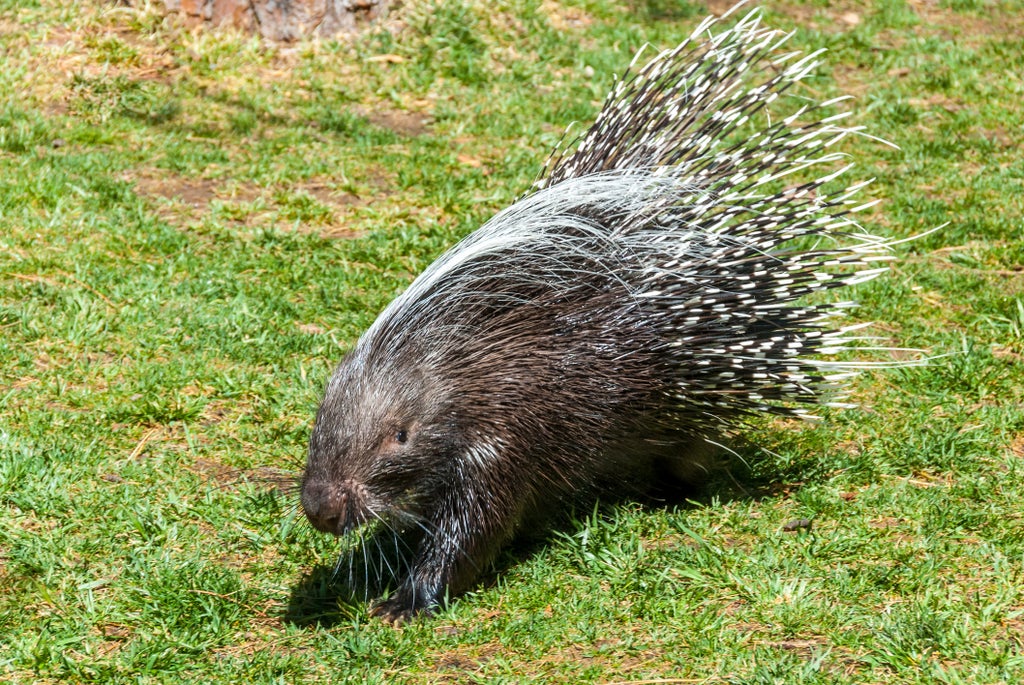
{"left": 209, "top": 0, "right": 257, "bottom": 32}
{"left": 162, "top": 0, "right": 391, "bottom": 40}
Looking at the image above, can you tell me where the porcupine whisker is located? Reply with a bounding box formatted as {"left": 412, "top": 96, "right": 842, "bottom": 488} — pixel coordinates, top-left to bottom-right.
{"left": 381, "top": 513, "right": 423, "bottom": 559}
{"left": 353, "top": 526, "right": 391, "bottom": 593}
{"left": 283, "top": 501, "right": 303, "bottom": 520}
{"left": 373, "top": 536, "right": 388, "bottom": 593}
{"left": 359, "top": 533, "right": 370, "bottom": 600}
{"left": 326, "top": 506, "right": 406, "bottom": 598}
{"left": 392, "top": 530, "right": 407, "bottom": 585}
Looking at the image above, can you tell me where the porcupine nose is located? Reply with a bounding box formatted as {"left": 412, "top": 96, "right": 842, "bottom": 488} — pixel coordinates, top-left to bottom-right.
{"left": 300, "top": 479, "right": 352, "bottom": 536}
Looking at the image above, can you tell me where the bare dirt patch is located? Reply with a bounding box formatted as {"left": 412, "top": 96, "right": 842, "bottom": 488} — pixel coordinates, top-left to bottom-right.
{"left": 301, "top": 179, "right": 363, "bottom": 215}
{"left": 539, "top": 0, "right": 595, "bottom": 31}
{"left": 130, "top": 168, "right": 374, "bottom": 236}
{"left": 360, "top": 106, "right": 433, "bottom": 137}
{"left": 1000, "top": 611, "right": 1024, "bottom": 649}
{"left": 430, "top": 641, "right": 503, "bottom": 679}
{"left": 428, "top": 638, "right": 658, "bottom": 682}
{"left": 907, "top": 0, "right": 1024, "bottom": 43}
{"left": 759, "top": 636, "right": 831, "bottom": 657}
{"left": 189, "top": 455, "right": 296, "bottom": 494}
{"left": 134, "top": 173, "right": 233, "bottom": 210}
{"left": 772, "top": 0, "right": 866, "bottom": 32}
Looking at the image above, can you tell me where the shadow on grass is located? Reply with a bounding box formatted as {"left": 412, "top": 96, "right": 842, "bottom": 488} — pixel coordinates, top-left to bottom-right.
{"left": 283, "top": 565, "right": 361, "bottom": 629}
{"left": 281, "top": 434, "right": 827, "bottom": 627}
{"left": 282, "top": 527, "right": 415, "bottom": 628}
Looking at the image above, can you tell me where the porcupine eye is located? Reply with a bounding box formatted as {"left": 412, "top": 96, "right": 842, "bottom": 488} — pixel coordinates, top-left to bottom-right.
{"left": 395, "top": 429, "right": 408, "bottom": 444}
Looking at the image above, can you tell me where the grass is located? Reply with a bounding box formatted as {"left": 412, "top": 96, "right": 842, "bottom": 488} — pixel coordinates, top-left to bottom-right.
{"left": 1, "top": 0, "right": 1023, "bottom": 682}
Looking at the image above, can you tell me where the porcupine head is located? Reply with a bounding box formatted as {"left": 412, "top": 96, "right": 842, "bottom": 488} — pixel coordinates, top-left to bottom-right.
{"left": 301, "top": 6, "right": 911, "bottom": 623}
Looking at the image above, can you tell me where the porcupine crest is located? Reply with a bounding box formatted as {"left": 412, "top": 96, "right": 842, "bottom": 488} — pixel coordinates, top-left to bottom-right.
{"left": 302, "top": 6, "right": 913, "bottom": 620}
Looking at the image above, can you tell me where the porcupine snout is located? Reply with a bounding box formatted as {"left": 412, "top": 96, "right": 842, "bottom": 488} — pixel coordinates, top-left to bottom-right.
{"left": 300, "top": 477, "right": 367, "bottom": 536}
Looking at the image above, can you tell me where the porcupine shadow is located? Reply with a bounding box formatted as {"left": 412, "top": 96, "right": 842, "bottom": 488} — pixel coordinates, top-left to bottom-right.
{"left": 283, "top": 514, "right": 421, "bottom": 626}
{"left": 282, "top": 434, "right": 809, "bottom": 626}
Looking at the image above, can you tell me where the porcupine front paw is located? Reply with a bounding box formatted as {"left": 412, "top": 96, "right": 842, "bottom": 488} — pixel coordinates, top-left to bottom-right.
{"left": 369, "top": 597, "right": 419, "bottom": 625}
{"left": 369, "top": 584, "right": 440, "bottom": 624}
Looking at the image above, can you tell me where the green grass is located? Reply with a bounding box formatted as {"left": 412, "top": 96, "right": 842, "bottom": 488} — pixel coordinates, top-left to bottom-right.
{"left": 2, "top": 0, "right": 1023, "bottom": 682}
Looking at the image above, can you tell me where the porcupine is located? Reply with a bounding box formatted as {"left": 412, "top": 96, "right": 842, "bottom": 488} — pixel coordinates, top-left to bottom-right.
{"left": 301, "top": 6, "right": 911, "bottom": 622}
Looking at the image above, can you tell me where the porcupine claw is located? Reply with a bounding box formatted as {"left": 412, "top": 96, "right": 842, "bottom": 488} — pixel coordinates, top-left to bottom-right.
{"left": 369, "top": 596, "right": 418, "bottom": 625}
{"left": 369, "top": 577, "right": 444, "bottom": 624}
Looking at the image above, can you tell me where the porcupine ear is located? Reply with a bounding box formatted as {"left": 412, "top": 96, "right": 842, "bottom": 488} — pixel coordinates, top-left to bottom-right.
{"left": 532, "top": 7, "right": 830, "bottom": 193}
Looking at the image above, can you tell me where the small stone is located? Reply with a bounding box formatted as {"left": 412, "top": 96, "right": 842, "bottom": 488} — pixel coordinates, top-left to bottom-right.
{"left": 782, "top": 518, "right": 813, "bottom": 532}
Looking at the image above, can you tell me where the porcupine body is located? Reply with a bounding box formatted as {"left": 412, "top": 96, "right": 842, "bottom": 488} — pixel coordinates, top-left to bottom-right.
{"left": 301, "top": 7, "right": 904, "bottom": 622}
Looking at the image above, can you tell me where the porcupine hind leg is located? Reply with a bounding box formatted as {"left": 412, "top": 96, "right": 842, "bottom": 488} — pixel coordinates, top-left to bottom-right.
{"left": 651, "top": 433, "right": 723, "bottom": 488}
{"left": 597, "top": 430, "right": 725, "bottom": 503}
